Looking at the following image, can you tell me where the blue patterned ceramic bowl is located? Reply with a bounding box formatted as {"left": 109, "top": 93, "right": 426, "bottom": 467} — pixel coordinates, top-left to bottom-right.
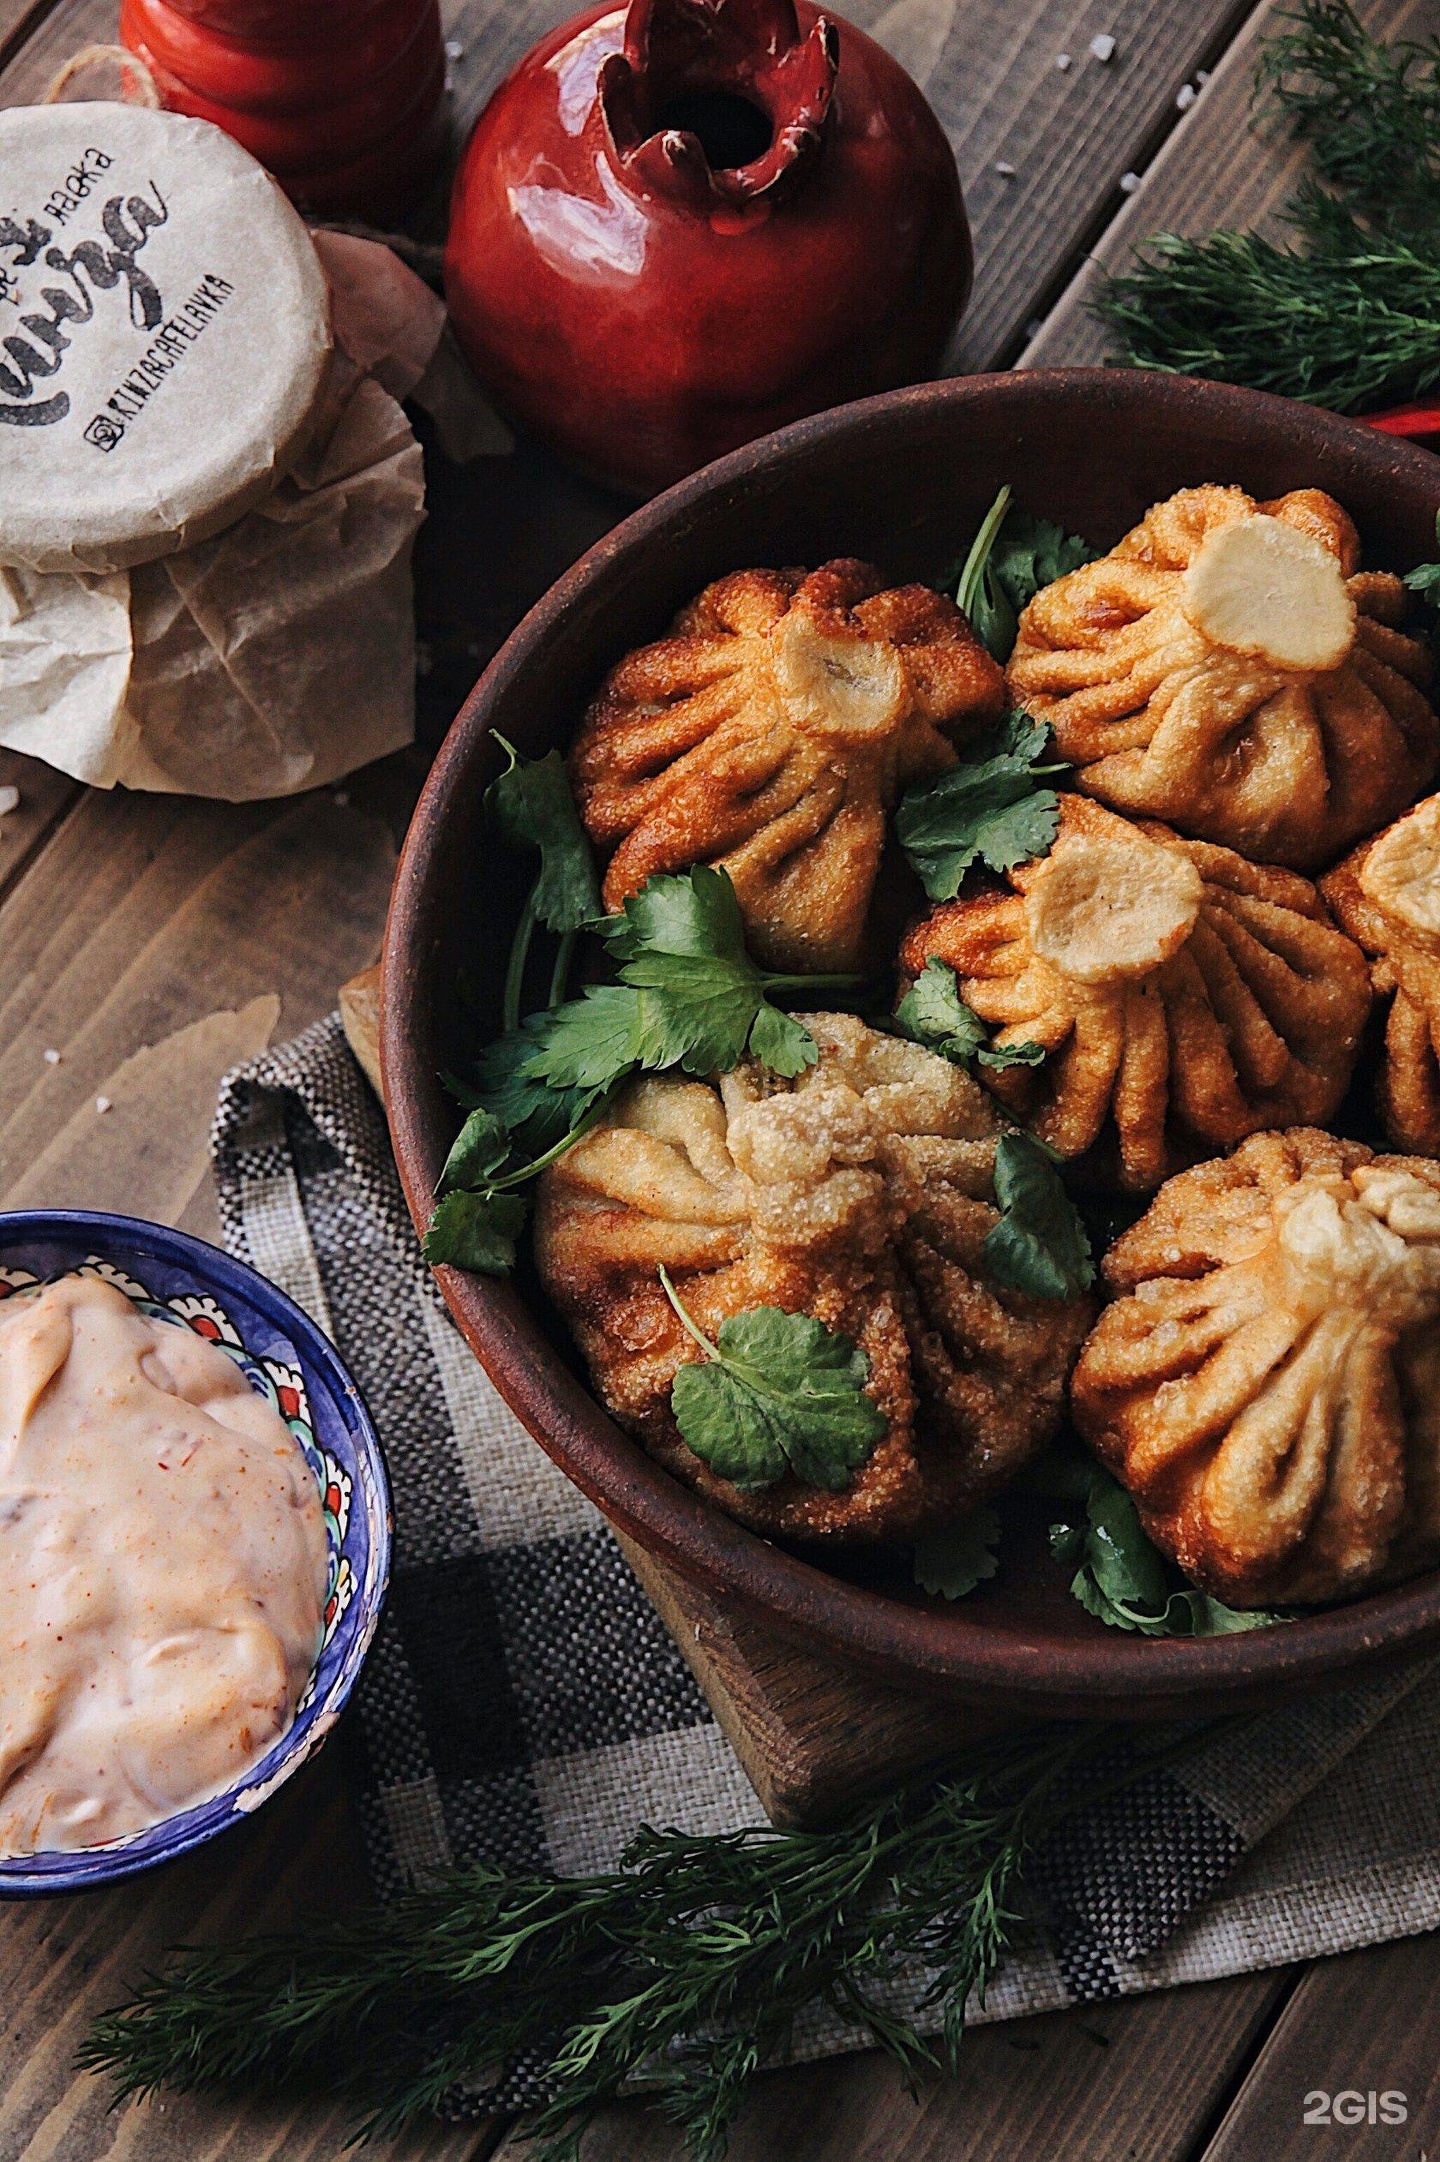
{"left": 0, "top": 1210, "right": 391, "bottom": 1897}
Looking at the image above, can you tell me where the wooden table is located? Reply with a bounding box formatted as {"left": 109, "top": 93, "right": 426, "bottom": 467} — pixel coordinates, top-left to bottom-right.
{"left": 3, "top": 0, "right": 1439, "bottom": 2156}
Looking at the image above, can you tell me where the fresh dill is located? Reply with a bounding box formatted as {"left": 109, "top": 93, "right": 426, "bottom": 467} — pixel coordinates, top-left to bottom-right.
{"left": 1096, "top": 0, "right": 1440, "bottom": 412}
{"left": 80, "top": 1722, "right": 1221, "bottom": 2160}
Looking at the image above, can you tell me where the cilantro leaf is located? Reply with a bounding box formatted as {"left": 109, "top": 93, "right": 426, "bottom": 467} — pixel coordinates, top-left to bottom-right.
{"left": 521, "top": 864, "right": 825, "bottom": 1098}
{"left": 662, "top": 1271, "right": 886, "bottom": 1492}
{"left": 436, "top": 1106, "right": 512, "bottom": 1199}
{"left": 602, "top": 864, "right": 747, "bottom": 964}
{"left": 1406, "top": 515, "right": 1440, "bottom": 610}
{"left": 954, "top": 490, "right": 1099, "bottom": 662}
{"left": 1050, "top": 1465, "right": 1285, "bottom": 1636}
{"left": 895, "top": 712, "right": 1064, "bottom": 900}
{"left": 957, "top": 485, "right": 1017, "bottom": 661}
{"left": 486, "top": 738, "right": 601, "bottom": 934}
{"left": 990, "top": 511, "right": 1100, "bottom": 620}
{"left": 472, "top": 1014, "right": 606, "bottom": 1152}
{"left": 983, "top": 1131, "right": 1094, "bottom": 1301}
{"left": 747, "top": 1000, "right": 824, "bottom": 1080}
{"left": 896, "top": 959, "right": 1044, "bottom": 1072}
{"left": 914, "top": 1507, "right": 1002, "bottom": 1599}
{"left": 423, "top": 1187, "right": 528, "bottom": 1275}
{"left": 524, "top": 984, "right": 651, "bottom": 1092}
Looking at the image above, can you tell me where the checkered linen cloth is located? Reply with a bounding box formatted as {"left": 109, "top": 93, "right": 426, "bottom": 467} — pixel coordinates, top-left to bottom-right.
{"left": 211, "top": 1016, "right": 1440, "bottom": 2062}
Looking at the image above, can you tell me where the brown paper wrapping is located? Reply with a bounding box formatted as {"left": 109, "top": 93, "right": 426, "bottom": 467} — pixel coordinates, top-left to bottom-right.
{"left": 0, "top": 230, "right": 445, "bottom": 798}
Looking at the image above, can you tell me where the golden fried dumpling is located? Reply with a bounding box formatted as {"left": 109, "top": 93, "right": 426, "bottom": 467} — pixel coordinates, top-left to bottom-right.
{"left": 569, "top": 561, "right": 1006, "bottom": 973}
{"left": 898, "top": 795, "right": 1371, "bottom": 1189}
{"left": 1006, "top": 486, "right": 1439, "bottom": 871}
{"left": 534, "top": 1015, "right": 1092, "bottom": 1543}
{"left": 1071, "top": 1129, "right": 1440, "bottom": 1606}
{"left": 1323, "top": 795, "right": 1440, "bottom": 1154}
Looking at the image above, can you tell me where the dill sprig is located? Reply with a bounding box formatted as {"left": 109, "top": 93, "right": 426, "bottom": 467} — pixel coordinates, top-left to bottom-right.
{"left": 79, "top": 1722, "right": 1215, "bottom": 2159}
{"left": 1095, "top": 0, "right": 1440, "bottom": 412}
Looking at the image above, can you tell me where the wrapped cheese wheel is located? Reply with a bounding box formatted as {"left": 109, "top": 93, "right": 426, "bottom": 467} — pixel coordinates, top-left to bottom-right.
{"left": 0, "top": 101, "right": 429, "bottom": 797}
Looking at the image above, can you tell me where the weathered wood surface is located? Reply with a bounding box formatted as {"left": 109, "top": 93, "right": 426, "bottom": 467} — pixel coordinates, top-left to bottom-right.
{"left": 1023, "top": 0, "right": 1440, "bottom": 371}
{"left": 491, "top": 1972, "right": 1292, "bottom": 2161}
{"left": 5, "top": 0, "right": 1440, "bottom": 2154}
{"left": 1205, "top": 1934, "right": 1440, "bottom": 2158}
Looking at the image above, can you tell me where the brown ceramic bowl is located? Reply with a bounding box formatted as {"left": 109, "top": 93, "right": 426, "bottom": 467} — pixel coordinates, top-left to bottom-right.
{"left": 384, "top": 368, "right": 1440, "bottom": 1718}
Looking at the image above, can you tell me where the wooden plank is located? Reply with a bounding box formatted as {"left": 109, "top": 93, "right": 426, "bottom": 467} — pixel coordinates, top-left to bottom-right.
{"left": 0, "top": 0, "right": 66, "bottom": 76}
{"left": 0, "top": 754, "right": 80, "bottom": 912}
{"left": 1203, "top": 1934, "right": 1440, "bottom": 2157}
{"left": 491, "top": 1974, "right": 1290, "bottom": 2162}
{"left": 0, "top": 0, "right": 112, "bottom": 98}
{"left": 1021, "top": 0, "right": 1440, "bottom": 370}
{"left": 0, "top": 788, "right": 397, "bottom": 1201}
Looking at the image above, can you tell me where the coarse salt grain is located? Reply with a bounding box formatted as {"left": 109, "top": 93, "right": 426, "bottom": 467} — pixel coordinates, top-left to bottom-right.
{"left": 994, "top": 160, "right": 1016, "bottom": 177}
{"left": 1090, "top": 32, "right": 1117, "bottom": 61}
{"left": 43, "top": 1048, "right": 60, "bottom": 1065}
{"left": 1119, "top": 171, "right": 1141, "bottom": 193}
{"left": 1176, "top": 81, "right": 1197, "bottom": 110}
{"left": 0, "top": 785, "right": 18, "bottom": 817}
{"left": 95, "top": 1096, "right": 112, "bottom": 1114}
{"left": 444, "top": 38, "right": 465, "bottom": 58}
{"left": 1055, "top": 51, "right": 1072, "bottom": 70}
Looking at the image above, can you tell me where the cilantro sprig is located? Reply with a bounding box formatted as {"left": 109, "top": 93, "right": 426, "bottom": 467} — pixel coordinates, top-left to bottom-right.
{"left": 423, "top": 1102, "right": 603, "bottom": 1277}
{"left": 913, "top": 1507, "right": 1002, "bottom": 1599}
{"left": 895, "top": 710, "right": 1066, "bottom": 901}
{"left": 430, "top": 864, "right": 861, "bottom": 1277}
{"left": 485, "top": 737, "right": 602, "bottom": 1027}
{"left": 953, "top": 486, "right": 1100, "bottom": 662}
{"left": 660, "top": 1267, "right": 886, "bottom": 1493}
{"left": 1050, "top": 1463, "right": 1285, "bottom": 1637}
{"left": 982, "top": 1132, "right": 1094, "bottom": 1302}
{"left": 526, "top": 866, "right": 842, "bottom": 1094}
{"left": 896, "top": 959, "right": 1044, "bottom": 1072}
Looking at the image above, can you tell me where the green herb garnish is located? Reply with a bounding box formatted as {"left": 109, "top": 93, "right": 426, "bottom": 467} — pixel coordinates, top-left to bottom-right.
{"left": 487, "top": 736, "right": 601, "bottom": 938}
{"left": 914, "top": 1507, "right": 1002, "bottom": 1599}
{"left": 895, "top": 711, "right": 1065, "bottom": 902}
{"left": 432, "top": 864, "right": 859, "bottom": 1274}
{"left": 896, "top": 959, "right": 1045, "bottom": 1072}
{"left": 528, "top": 866, "right": 841, "bottom": 1089}
{"left": 661, "top": 1266, "right": 886, "bottom": 1493}
{"left": 982, "top": 1131, "right": 1094, "bottom": 1302}
{"left": 953, "top": 487, "right": 1098, "bottom": 660}
{"left": 422, "top": 1104, "right": 603, "bottom": 1277}
{"left": 486, "top": 738, "right": 602, "bottom": 1028}
{"left": 1050, "top": 1464, "right": 1284, "bottom": 1636}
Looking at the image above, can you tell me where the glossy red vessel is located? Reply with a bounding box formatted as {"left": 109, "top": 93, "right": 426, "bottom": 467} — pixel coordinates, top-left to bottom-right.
{"left": 120, "top": 0, "right": 446, "bottom": 221}
{"left": 444, "top": 0, "right": 971, "bottom": 495}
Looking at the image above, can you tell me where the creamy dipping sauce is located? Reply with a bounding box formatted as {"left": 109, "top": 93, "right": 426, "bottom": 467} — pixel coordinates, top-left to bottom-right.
{"left": 0, "top": 1273, "right": 328, "bottom": 1857}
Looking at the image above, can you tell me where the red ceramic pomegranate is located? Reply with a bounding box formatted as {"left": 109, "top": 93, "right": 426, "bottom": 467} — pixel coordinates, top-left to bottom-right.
{"left": 119, "top": 0, "right": 446, "bottom": 222}
{"left": 444, "top": 0, "right": 971, "bottom": 495}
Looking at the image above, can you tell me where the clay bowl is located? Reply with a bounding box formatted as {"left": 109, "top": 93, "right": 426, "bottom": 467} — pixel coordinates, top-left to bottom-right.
{"left": 384, "top": 368, "right": 1440, "bottom": 1718}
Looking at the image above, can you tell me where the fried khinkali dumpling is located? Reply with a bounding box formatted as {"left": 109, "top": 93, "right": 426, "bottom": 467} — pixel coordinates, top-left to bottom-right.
{"left": 1323, "top": 794, "right": 1440, "bottom": 1154}
{"left": 569, "top": 561, "right": 1005, "bottom": 974}
{"left": 1071, "top": 1129, "right": 1440, "bottom": 1606}
{"left": 898, "top": 795, "right": 1371, "bottom": 1189}
{"left": 534, "top": 1015, "right": 1093, "bottom": 1542}
{"left": 1006, "top": 486, "right": 1439, "bottom": 871}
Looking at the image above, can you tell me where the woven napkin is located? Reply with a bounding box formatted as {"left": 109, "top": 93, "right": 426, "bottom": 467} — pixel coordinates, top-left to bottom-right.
{"left": 210, "top": 1016, "right": 1440, "bottom": 2064}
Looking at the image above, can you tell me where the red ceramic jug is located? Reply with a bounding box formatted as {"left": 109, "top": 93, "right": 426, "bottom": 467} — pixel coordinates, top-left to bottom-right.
{"left": 444, "top": 0, "right": 971, "bottom": 496}
{"left": 119, "top": 0, "right": 446, "bottom": 221}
